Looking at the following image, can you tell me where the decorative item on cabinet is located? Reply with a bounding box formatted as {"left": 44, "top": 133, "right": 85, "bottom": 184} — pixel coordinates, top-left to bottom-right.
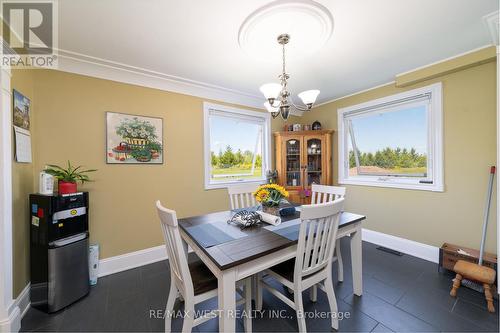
{"left": 274, "top": 129, "right": 333, "bottom": 204}
{"left": 312, "top": 121, "right": 322, "bottom": 130}
{"left": 303, "top": 124, "right": 311, "bottom": 131}
{"left": 292, "top": 124, "right": 302, "bottom": 131}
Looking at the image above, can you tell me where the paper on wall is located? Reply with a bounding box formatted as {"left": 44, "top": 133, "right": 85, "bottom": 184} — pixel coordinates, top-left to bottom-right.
{"left": 14, "top": 126, "right": 32, "bottom": 163}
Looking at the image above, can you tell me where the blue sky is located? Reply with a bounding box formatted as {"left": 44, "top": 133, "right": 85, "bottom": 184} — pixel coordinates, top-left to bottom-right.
{"left": 210, "top": 116, "right": 262, "bottom": 153}
{"left": 350, "top": 106, "right": 427, "bottom": 154}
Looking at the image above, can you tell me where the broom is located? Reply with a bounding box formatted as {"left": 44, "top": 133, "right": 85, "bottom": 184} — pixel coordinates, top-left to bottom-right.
{"left": 460, "top": 166, "right": 496, "bottom": 293}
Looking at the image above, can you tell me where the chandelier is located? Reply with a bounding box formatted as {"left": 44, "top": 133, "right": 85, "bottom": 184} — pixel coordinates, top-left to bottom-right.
{"left": 260, "top": 33, "right": 320, "bottom": 120}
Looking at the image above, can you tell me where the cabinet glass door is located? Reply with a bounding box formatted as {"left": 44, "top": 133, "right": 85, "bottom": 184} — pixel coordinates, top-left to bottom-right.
{"left": 306, "top": 138, "right": 323, "bottom": 187}
{"left": 285, "top": 138, "right": 302, "bottom": 187}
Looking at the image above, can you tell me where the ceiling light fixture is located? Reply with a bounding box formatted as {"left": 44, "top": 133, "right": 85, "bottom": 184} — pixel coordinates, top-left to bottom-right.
{"left": 261, "top": 33, "right": 320, "bottom": 120}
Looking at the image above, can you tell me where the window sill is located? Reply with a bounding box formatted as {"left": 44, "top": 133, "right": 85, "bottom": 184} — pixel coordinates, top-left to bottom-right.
{"left": 204, "top": 179, "right": 265, "bottom": 190}
{"left": 339, "top": 178, "right": 444, "bottom": 192}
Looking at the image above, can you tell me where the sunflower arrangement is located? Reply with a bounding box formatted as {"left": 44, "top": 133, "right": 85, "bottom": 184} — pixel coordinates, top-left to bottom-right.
{"left": 253, "top": 184, "right": 289, "bottom": 207}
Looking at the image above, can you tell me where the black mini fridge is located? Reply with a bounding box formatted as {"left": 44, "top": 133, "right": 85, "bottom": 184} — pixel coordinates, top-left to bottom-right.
{"left": 29, "top": 192, "right": 90, "bottom": 313}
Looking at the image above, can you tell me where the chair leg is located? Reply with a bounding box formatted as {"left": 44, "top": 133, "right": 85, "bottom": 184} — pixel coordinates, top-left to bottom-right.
{"left": 165, "top": 280, "right": 178, "bottom": 333}
{"left": 450, "top": 273, "right": 462, "bottom": 297}
{"left": 294, "top": 289, "right": 307, "bottom": 333}
{"left": 182, "top": 299, "right": 194, "bottom": 333}
{"left": 256, "top": 273, "right": 263, "bottom": 311}
{"left": 310, "top": 285, "right": 317, "bottom": 302}
{"left": 244, "top": 278, "right": 253, "bottom": 333}
{"left": 483, "top": 283, "right": 495, "bottom": 313}
{"left": 336, "top": 242, "right": 344, "bottom": 282}
{"left": 324, "top": 275, "right": 339, "bottom": 330}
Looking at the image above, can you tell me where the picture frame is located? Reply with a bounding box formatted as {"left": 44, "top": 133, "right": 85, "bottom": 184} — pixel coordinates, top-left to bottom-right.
{"left": 105, "top": 112, "right": 164, "bottom": 164}
{"left": 13, "top": 89, "right": 31, "bottom": 130}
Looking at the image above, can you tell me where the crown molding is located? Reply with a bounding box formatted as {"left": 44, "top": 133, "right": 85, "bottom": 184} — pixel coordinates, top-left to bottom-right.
{"left": 314, "top": 80, "right": 396, "bottom": 108}
{"left": 483, "top": 11, "right": 499, "bottom": 46}
{"left": 395, "top": 44, "right": 495, "bottom": 77}
{"left": 55, "top": 49, "right": 266, "bottom": 110}
{"left": 314, "top": 44, "right": 496, "bottom": 108}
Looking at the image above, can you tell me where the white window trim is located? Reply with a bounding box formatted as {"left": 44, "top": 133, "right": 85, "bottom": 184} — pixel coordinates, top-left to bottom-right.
{"left": 337, "top": 82, "right": 444, "bottom": 192}
{"left": 203, "top": 102, "right": 271, "bottom": 190}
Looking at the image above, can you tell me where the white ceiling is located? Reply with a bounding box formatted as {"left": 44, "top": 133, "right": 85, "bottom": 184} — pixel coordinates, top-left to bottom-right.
{"left": 58, "top": 0, "right": 498, "bottom": 105}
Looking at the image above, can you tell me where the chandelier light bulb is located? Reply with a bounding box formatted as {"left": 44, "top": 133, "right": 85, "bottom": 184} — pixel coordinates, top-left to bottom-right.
{"left": 260, "top": 83, "right": 282, "bottom": 102}
{"left": 264, "top": 101, "right": 280, "bottom": 113}
{"left": 298, "top": 89, "right": 320, "bottom": 108}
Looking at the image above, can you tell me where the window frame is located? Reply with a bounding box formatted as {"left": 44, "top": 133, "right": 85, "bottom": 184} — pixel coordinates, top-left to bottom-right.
{"left": 337, "top": 82, "right": 444, "bottom": 192}
{"left": 203, "top": 102, "right": 271, "bottom": 190}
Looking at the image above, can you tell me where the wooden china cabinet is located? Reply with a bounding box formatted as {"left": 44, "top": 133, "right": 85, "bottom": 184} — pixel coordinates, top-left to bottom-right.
{"left": 274, "top": 129, "right": 334, "bottom": 204}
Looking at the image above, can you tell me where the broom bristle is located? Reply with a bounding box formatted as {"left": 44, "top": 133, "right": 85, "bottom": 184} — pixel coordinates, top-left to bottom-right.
{"left": 461, "top": 278, "right": 484, "bottom": 293}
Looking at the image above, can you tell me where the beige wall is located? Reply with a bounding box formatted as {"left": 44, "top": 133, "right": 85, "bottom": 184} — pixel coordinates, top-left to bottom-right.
{"left": 295, "top": 61, "right": 497, "bottom": 253}
{"left": 11, "top": 69, "right": 36, "bottom": 297}
{"left": 28, "top": 70, "right": 281, "bottom": 261}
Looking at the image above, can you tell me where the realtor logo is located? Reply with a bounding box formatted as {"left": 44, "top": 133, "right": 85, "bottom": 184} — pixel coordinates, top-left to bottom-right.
{"left": 1, "top": 0, "right": 58, "bottom": 68}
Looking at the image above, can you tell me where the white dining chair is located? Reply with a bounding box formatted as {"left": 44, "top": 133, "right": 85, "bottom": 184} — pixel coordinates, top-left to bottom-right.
{"left": 227, "top": 183, "right": 259, "bottom": 210}
{"left": 156, "top": 201, "right": 253, "bottom": 333}
{"left": 256, "top": 199, "right": 344, "bottom": 332}
{"left": 309, "top": 184, "right": 347, "bottom": 302}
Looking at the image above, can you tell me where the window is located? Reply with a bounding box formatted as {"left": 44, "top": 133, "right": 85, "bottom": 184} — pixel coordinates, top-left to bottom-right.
{"left": 338, "top": 83, "right": 443, "bottom": 191}
{"left": 204, "top": 102, "right": 271, "bottom": 189}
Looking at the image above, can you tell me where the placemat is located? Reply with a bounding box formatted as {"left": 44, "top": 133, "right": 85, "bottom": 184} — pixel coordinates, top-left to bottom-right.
{"left": 185, "top": 224, "right": 235, "bottom": 248}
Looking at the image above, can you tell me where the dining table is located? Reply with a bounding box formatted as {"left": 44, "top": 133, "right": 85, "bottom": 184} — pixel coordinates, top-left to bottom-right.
{"left": 178, "top": 206, "right": 366, "bottom": 332}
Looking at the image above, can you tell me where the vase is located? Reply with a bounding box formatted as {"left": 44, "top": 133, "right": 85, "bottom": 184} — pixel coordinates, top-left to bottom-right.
{"left": 58, "top": 181, "right": 77, "bottom": 194}
{"left": 262, "top": 205, "right": 280, "bottom": 216}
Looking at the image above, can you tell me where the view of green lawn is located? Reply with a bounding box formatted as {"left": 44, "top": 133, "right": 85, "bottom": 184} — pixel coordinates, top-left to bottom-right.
{"left": 349, "top": 165, "right": 427, "bottom": 176}
{"left": 211, "top": 166, "right": 262, "bottom": 180}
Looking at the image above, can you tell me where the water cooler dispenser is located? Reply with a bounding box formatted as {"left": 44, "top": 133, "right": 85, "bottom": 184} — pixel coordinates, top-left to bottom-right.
{"left": 29, "top": 192, "right": 90, "bottom": 312}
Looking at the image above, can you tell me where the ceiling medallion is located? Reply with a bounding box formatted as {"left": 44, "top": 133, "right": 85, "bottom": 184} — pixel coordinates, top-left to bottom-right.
{"left": 238, "top": 0, "right": 334, "bottom": 60}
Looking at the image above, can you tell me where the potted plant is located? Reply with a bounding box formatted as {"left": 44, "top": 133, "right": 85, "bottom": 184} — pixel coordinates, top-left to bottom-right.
{"left": 253, "top": 184, "right": 289, "bottom": 215}
{"left": 44, "top": 161, "right": 97, "bottom": 194}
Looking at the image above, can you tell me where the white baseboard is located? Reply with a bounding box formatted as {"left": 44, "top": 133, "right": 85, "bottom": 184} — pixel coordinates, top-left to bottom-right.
{"left": 0, "top": 305, "right": 20, "bottom": 333}
{"left": 14, "top": 284, "right": 30, "bottom": 319}
{"left": 362, "top": 228, "right": 440, "bottom": 263}
{"left": 2, "top": 283, "right": 28, "bottom": 331}
{"left": 98, "top": 245, "right": 167, "bottom": 277}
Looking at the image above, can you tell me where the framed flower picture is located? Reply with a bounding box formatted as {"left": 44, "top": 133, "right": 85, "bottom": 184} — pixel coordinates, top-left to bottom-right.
{"left": 106, "top": 112, "right": 163, "bottom": 164}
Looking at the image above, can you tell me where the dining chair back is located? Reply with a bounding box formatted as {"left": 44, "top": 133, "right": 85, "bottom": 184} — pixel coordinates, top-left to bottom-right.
{"left": 156, "top": 201, "right": 193, "bottom": 297}
{"left": 156, "top": 200, "right": 253, "bottom": 332}
{"left": 310, "top": 184, "right": 346, "bottom": 290}
{"left": 227, "top": 183, "right": 259, "bottom": 209}
{"left": 256, "top": 199, "right": 345, "bottom": 332}
{"left": 311, "top": 184, "right": 346, "bottom": 203}
{"left": 295, "top": 199, "right": 343, "bottom": 282}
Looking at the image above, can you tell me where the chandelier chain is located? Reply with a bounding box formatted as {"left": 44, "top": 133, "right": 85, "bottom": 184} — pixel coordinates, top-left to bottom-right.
{"left": 282, "top": 42, "right": 286, "bottom": 78}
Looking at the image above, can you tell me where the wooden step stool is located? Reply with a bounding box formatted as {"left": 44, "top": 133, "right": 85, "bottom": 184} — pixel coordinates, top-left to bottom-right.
{"left": 450, "top": 260, "right": 496, "bottom": 312}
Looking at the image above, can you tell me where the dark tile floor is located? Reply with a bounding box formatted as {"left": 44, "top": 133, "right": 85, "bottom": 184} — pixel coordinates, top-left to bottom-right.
{"left": 21, "top": 240, "right": 499, "bottom": 332}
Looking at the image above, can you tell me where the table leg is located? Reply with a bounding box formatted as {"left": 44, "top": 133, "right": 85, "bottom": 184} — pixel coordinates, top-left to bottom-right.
{"left": 218, "top": 269, "right": 236, "bottom": 333}
{"left": 350, "top": 224, "right": 363, "bottom": 296}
